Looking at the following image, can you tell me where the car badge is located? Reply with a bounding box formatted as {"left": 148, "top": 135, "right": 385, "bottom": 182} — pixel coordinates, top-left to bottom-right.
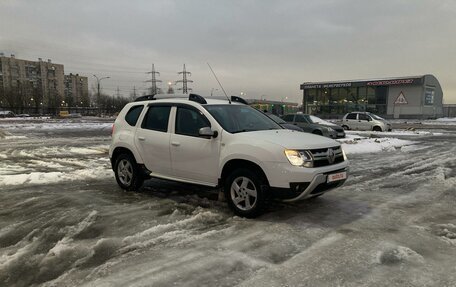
{"left": 327, "top": 148, "right": 335, "bottom": 164}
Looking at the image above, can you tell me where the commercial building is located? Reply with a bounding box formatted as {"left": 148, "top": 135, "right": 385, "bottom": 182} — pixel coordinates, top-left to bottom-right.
{"left": 64, "top": 73, "right": 89, "bottom": 107}
{"left": 300, "top": 75, "right": 443, "bottom": 119}
{"left": 247, "top": 99, "right": 299, "bottom": 115}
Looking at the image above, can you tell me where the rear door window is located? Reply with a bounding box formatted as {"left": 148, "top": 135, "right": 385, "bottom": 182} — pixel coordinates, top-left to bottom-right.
{"left": 125, "top": 105, "right": 144, "bottom": 126}
{"left": 346, "top": 113, "right": 357, "bottom": 120}
{"left": 141, "top": 106, "right": 172, "bottom": 132}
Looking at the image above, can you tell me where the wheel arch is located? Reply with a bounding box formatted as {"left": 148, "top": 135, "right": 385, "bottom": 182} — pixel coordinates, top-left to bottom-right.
{"left": 372, "top": 125, "right": 383, "bottom": 132}
{"left": 111, "top": 146, "right": 137, "bottom": 170}
{"left": 220, "top": 159, "right": 269, "bottom": 187}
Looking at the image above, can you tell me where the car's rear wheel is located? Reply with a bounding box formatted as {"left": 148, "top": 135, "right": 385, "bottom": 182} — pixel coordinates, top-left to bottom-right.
{"left": 373, "top": 126, "right": 382, "bottom": 132}
{"left": 224, "top": 168, "right": 268, "bottom": 218}
{"left": 114, "top": 153, "right": 144, "bottom": 191}
{"left": 342, "top": 125, "right": 349, "bottom": 130}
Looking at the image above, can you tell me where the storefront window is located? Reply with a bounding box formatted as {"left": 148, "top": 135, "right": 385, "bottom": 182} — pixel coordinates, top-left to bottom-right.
{"left": 367, "top": 87, "right": 376, "bottom": 104}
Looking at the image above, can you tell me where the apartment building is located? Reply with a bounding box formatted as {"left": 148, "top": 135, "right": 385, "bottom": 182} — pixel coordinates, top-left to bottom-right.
{"left": 64, "top": 73, "right": 89, "bottom": 107}
{"left": 0, "top": 54, "right": 65, "bottom": 110}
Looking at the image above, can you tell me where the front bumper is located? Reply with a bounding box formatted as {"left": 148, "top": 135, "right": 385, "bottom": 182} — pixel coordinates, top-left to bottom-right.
{"left": 270, "top": 168, "right": 348, "bottom": 202}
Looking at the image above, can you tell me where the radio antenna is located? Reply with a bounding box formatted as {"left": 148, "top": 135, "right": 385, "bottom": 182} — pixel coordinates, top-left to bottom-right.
{"left": 207, "top": 63, "right": 231, "bottom": 104}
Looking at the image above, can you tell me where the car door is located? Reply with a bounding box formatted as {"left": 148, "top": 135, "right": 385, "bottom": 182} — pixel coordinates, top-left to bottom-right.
{"left": 358, "top": 113, "right": 372, "bottom": 130}
{"left": 344, "top": 113, "right": 358, "bottom": 130}
{"left": 169, "top": 105, "right": 221, "bottom": 185}
{"left": 134, "top": 104, "right": 173, "bottom": 176}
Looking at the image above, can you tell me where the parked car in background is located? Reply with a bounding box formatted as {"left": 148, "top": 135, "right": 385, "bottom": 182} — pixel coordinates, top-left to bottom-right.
{"left": 281, "top": 113, "right": 345, "bottom": 138}
{"left": 263, "top": 112, "right": 304, "bottom": 132}
{"left": 341, "top": 112, "right": 392, "bottom": 132}
{"left": 0, "top": 110, "right": 16, "bottom": 118}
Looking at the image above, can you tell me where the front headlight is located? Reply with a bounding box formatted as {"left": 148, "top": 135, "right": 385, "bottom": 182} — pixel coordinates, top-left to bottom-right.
{"left": 284, "top": 149, "right": 313, "bottom": 167}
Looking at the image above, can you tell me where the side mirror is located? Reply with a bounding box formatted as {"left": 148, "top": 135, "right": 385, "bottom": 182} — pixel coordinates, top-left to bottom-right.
{"left": 199, "top": 127, "right": 218, "bottom": 138}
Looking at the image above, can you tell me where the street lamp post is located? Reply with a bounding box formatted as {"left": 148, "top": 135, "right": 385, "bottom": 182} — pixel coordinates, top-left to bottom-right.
{"left": 93, "top": 75, "right": 110, "bottom": 115}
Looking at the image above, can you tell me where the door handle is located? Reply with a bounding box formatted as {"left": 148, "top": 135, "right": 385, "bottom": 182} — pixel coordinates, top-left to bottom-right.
{"left": 138, "top": 136, "right": 145, "bottom": 141}
{"left": 171, "top": 141, "right": 180, "bottom": 146}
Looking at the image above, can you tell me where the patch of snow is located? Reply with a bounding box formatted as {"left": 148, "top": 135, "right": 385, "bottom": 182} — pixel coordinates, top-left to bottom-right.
{"left": 0, "top": 166, "right": 112, "bottom": 186}
{"left": 345, "top": 129, "right": 443, "bottom": 136}
{"left": 338, "top": 137, "right": 415, "bottom": 154}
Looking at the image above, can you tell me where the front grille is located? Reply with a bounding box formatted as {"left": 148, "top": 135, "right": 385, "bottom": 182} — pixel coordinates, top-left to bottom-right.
{"left": 309, "top": 146, "right": 344, "bottom": 167}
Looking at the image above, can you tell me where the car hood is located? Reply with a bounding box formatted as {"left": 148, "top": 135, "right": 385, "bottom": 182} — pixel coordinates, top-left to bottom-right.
{"left": 233, "top": 129, "right": 340, "bottom": 150}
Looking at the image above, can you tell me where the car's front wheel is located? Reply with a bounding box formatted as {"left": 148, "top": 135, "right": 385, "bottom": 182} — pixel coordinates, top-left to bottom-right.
{"left": 114, "top": 153, "right": 144, "bottom": 191}
{"left": 224, "top": 168, "right": 268, "bottom": 218}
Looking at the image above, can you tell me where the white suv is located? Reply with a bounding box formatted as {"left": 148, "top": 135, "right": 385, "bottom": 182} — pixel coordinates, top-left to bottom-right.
{"left": 110, "top": 94, "right": 349, "bottom": 217}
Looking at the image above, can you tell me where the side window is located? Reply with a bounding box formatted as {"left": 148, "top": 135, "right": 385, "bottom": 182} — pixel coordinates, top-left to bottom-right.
{"left": 125, "top": 105, "right": 144, "bottom": 126}
{"left": 175, "top": 107, "right": 211, "bottom": 137}
{"left": 346, "top": 113, "right": 357, "bottom": 120}
{"left": 142, "top": 106, "right": 171, "bottom": 132}
{"left": 359, "top": 114, "right": 370, "bottom": 121}
{"left": 295, "top": 115, "right": 308, "bottom": 123}
{"left": 282, "top": 114, "right": 294, "bottom": 122}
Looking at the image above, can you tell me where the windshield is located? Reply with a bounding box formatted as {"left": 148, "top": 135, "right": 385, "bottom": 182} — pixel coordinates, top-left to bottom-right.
{"left": 368, "top": 113, "right": 385, "bottom": 120}
{"left": 266, "top": 113, "right": 286, "bottom": 124}
{"left": 204, "top": 105, "right": 283, "bottom": 133}
{"left": 308, "top": 115, "right": 337, "bottom": 126}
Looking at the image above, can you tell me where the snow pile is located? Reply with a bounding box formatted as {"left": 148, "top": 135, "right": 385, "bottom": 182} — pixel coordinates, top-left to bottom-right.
{"left": 0, "top": 166, "right": 112, "bottom": 186}
{"left": 0, "top": 122, "right": 113, "bottom": 131}
{"left": 345, "top": 129, "right": 443, "bottom": 136}
{"left": 435, "top": 117, "right": 456, "bottom": 122}
{"left": 377, "top": 245, "right": 424, "bottom": 265}
{"left": 422, "top": 117, "right": 456, "bottom": 125}
{"left": 338, "top": 135, "right": 415, "bottom": 154}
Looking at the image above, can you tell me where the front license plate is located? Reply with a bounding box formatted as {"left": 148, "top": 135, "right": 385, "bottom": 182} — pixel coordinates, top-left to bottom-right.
{"left": 327, "top": 171, "right": 347, "bottom": 183}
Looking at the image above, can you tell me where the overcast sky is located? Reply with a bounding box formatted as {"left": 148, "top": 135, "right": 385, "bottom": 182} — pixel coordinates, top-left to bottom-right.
{"left": 1, "top": 0, "right": 455, "bottom": 103}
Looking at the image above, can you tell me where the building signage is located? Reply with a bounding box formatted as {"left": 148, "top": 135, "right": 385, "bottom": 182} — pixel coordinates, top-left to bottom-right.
{"left": 367, "top": 79, "right": 415, "bottom": 86}
{"left": 424, "top": 88, "right": 435, "bottom": 106}
{"left": 302, "top": 82, "right": 352, "bottom": 89}
{"left": 394, "top": 92, "right": 408, "bottom": 104}
{"left": 301, "top": 77, "right": 422, "bottom": 90}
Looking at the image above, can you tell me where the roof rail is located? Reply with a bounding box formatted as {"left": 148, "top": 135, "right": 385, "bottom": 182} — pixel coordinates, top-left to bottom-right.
{"left": 231, "top": 96, "right": 248, "bottom": 105}
{"left": 189, "top": 93, "right": 207, "bottom": 104}
{"left": 134, "top": 95, "right": 155, "bottom": 102}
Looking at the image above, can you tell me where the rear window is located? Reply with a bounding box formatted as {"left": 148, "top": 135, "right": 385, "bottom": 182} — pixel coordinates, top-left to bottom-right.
{"left": 346, "top": 113, "right": 357, "bottom": 120}
{"left": 125, "top": 105, "right": 144, "bottom": 126}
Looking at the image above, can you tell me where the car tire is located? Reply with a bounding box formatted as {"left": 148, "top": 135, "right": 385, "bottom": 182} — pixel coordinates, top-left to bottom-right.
{"left": 373, "top": 126, "right": 382, "bottom": 132}
{"left": 114, "top": 153, "right": 144, "bottom": 191}
{"left": 312, "top": 130, "right": 323, "bottom": 136}
{"left": 342, "top": 125, "right": 349, "bottom": 130}
{"left": 224, "top": 168, "right": 268, "bottom": 218}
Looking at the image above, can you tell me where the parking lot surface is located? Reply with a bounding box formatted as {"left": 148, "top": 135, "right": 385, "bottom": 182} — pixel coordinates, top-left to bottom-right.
{"left": 0, "top": 119, "right": 455, "bottom": 287}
